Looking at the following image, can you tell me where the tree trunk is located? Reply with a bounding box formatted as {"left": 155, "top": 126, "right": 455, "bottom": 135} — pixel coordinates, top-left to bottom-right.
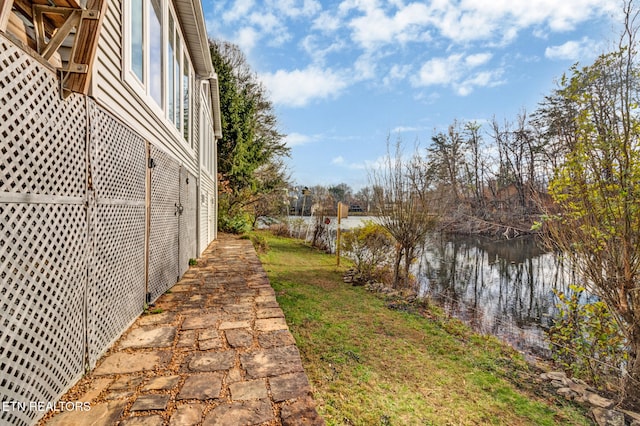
{"left": 393, "top": 246, "right": 403, "bottom": 289}
{"left": 403, "top": 246, "right": 414, "bottom": 290}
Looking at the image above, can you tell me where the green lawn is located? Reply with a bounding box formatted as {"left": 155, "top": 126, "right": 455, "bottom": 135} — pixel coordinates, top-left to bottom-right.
{"left": 256, "top": 232, "right": 592, "bottom": 425}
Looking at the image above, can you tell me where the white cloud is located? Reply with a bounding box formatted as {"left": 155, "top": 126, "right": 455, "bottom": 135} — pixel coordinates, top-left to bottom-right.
{"left": 383, "top": 64, "right": 412, "bottom": 86}
{"left": 236, "top": 27, "right": 259, "bottom": 53}
{"left": 222, "top": 0, "right": 614, "bottom": 60}
{"left": 249, "top": 12, "right": 281, "bottom": 32}
{"left": 413, "top": 52, "right": 503, "bottom": 96}
{"left": 223, "top": 0, "right": 255, "bottom": 22}
{"left": 332, "top": 155, "right": 345, "bottom": 164}
{"left": 284, "top": 132, "right": 314, "bottom": 147}
{"left": 353, "top": 52, "right": 380, "bottom": 80}
{"left": 414, "top": 91, "right": 441, "bottom": 104}
{"left": 348, "top": 162, "right": 367, "bottom": 170}
{"left": 438, "top": 0, "right": 615, "bottom": 42}
{"left": 301, "top": 36, "right": 346, "bottom": 65}
{"left": 465, "top": 53, "right": 493, "bottom": 67}
{"left": 414, "top": 54, "right": 464, "bottom": 86}
{"left": 392, "top": 125, "right": 423, "bottom": 133}
{"left": 545, "top": 37, "right": 602, "bottom": 61}
{"left": 456, "top": 70, "right": 504, "bottom": 96}
{"left": 215, "top": 0, "right": 614, "bottom": 105}
{"left": 268, "top": 0, "right": 321, "bottom": 18}
{"left": 337, "top": 0, "right": 379, "bottom": 16}
{"left": 312, "top": 11, "right": 342, "bottom": 32}
{"left": 260, "top": 66, "right": 349, "bottom": 107}
{"left": 348, "top": 155, "right": 388, "bottom": 171}
{"left": 345, "top": 2, "right": 432, "bottom": 49}
{"left": 333, "top": 0, "right": 613, "bottom": 49}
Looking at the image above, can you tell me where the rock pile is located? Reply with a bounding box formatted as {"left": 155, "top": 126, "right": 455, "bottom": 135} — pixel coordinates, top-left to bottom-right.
{"left": 343, "top": 269, "right": 397, "bottom": 294}
{"left": 343, "top": 269, "right": 421, "bottom": 301}
{"left": 540, "top": 371, "right": 640, "bottom": 426}
{"left": 342, "top": 268, "right": 367, "bottom": 286}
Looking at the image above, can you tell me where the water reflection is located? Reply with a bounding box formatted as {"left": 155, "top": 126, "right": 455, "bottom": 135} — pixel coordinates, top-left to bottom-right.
{"left": 285, "top": 215, "right": 579, "bottom": 358}
{"left": 417, "top": 234, "right": 578, "bottom": 358}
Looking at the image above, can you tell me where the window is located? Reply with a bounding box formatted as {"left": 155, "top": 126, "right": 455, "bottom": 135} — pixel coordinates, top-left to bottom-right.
{"left": 200, "top": 88, "right": 215, "bottom": 176}
{"left": 130, "top": 0, "right": 143, "bottom": 81}
{"left": 124, "top": 0, "right": 193, "bottom": 146}
{"left": 149, "top": 0, "right": 162, "bottom": 106}
{"left": 167, "top": 12, "right": 175, "bottom": 124}
{"left": 183, "top": 53, "right": 191, "bottom": 144}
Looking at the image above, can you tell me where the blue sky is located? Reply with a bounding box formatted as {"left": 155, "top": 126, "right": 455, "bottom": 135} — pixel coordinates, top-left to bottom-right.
{"left": 204, "top": 0, "right": 620, "bottom": 190}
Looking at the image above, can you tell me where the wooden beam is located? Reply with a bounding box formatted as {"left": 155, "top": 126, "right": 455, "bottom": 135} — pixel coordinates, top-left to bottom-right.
{"left": 33, "top": 0, "right": 80, "bottom": 12}
{"left": 33, "top": 5, "right": 81, "bottom": 59}
{"left": 64, "top": 0, "right": 106, "bottom": 95}
{"left": 0, "top": 0, "right": 12, "bottom": 31}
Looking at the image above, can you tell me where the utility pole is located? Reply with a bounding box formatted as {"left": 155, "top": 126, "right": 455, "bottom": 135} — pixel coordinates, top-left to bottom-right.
{"left": 336, "top": 202, "right": 348, "bottom": 266}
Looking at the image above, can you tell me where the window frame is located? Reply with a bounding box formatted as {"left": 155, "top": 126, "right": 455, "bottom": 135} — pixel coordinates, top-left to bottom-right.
{"left": 199, "top": 83, "right": 215, "bottom": 177}
{"left": 123, "top": 0, "right": 195, "bottom": 149}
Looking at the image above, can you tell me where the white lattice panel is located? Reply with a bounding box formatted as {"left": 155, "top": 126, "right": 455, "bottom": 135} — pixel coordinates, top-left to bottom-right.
{"left": 89, "top": 102, "right": 148, "bottom": 202}
{"left": 1, "top": 35, "right": 88, "bottom": 426}
{"left": 0, "top": 203, "right": 87, "bottom": 426}
{"left": 87, "top": 204, "right": 146, "bottom": 365}
{"left": 148, "top": 146, "right": 180, "bottom": 302}
{"left": 86, "top": 103, "right": 147, "bottom": 366}
{"left": 1, "top": 37, "right": 86, "bottom": 198}
{"left": 179, "top": 167, "right": 197, "bottom": 277}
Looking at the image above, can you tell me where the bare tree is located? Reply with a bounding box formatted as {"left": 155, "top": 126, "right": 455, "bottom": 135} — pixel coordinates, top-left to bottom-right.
{"left": 369, "top": 137, "right": 437, "bottom": 289}
{"left": 463, "top": 121, "right": 485, "bottom": 210}
{"left": 427, "top": 121, "right": 466, "bottom": 205}
{"left": 353, "top": 186, "right": 373, "bottom": 212}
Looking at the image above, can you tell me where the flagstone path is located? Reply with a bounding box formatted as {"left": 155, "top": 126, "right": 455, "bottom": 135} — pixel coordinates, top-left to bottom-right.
{"left": 43, "top": 234, "right": 323, "bottom": 425}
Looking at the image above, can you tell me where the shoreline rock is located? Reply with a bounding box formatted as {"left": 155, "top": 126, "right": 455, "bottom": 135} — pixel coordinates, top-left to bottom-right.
{"left": 539, "top": 371, "right": 640, "bottom": 425}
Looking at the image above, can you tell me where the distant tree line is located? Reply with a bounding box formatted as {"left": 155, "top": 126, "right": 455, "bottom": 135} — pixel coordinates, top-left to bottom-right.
{"left": 285, "top": 107, "right": 582, "bottom": 238}
{"left": 286, "top": 183, "right": 376, "bottom": 216}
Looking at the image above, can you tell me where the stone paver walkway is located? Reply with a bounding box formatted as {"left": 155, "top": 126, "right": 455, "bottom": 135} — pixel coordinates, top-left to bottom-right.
{"left": 43, "top": 234, "right": 324, "bottom": 426}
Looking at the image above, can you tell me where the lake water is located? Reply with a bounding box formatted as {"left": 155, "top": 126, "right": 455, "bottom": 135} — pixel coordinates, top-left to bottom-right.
{"left": 415, "top": 233, "right": 577, "bottom": 359}
{"left": 287, "top": 215, "right": 576, "bottom": 359}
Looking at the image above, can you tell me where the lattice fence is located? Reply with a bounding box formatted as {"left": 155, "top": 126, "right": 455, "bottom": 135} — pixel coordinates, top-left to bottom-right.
{"left": 86, "top": 101, "right": 147, "bottom": 367}
{"left": 179, "top": 167, "right": 197, "bottom": 278}
{"left": 0, "top": 38, "right": 87, "bottom": 426}
{"left": 1, "top": 34, "right": 207, "bottom": 426}
{"left": 148, "top": 146, "right": 180, "bottom": 302}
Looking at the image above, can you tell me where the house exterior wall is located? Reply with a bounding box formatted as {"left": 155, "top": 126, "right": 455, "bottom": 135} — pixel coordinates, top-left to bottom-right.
{"left": 91, "top": 0, "right": 200, "bottom": 177}
{"left": 0, "top": 0, "right": 219, "bottom": 419}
